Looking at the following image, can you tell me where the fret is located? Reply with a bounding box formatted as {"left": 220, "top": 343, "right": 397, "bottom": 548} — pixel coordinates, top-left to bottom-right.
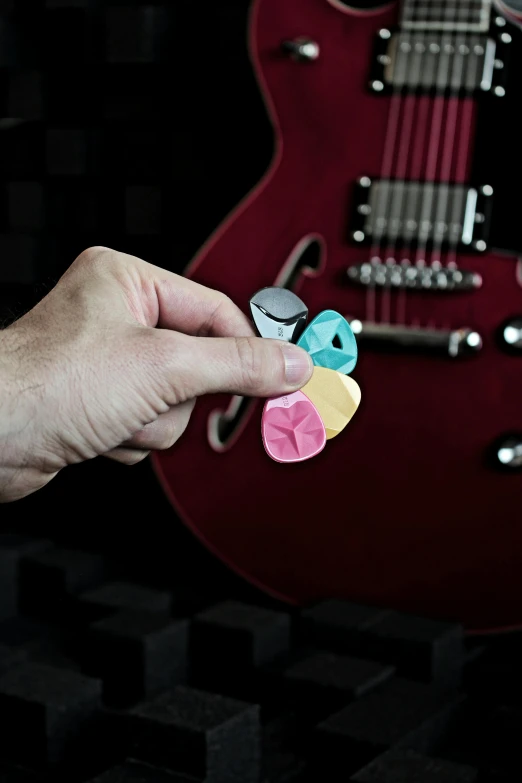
{"left": 401, "top": 0, "right": 492, "bottom": 32}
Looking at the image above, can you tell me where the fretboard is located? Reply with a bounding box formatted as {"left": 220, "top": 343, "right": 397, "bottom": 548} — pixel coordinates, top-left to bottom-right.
{"left": 401, "top": 0, "right": 493, "bottom": 31}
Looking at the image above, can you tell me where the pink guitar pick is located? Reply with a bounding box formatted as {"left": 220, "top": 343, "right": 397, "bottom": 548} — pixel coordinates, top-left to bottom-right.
{"left": 262, "top": 391, "right": 326, "bottom": 463}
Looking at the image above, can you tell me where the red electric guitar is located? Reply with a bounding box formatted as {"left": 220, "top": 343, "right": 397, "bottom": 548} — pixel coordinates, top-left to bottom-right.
{"left": 153, "top": 0, "right": 522, "bottom": 632}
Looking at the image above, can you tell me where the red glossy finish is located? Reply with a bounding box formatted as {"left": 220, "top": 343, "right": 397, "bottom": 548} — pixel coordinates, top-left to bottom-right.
{"left": 152, "top": 0, "right": 522, "bottom": 631}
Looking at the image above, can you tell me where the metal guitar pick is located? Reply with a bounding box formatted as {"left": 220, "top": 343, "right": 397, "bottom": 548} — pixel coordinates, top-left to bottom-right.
{"left": 297, "top": 309, "right": 358, "bottom": 374}
{"left": 262, "top": 391, "right": 326, "bottom": 463}
{"left": 249, "top": 287, "right": 308, "bottom": 343}
{"left": 301, "top": 367, "right": 361, "bottom": 440}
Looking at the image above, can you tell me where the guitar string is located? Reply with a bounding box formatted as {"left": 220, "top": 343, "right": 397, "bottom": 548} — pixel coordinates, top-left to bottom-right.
{"left": 363, "top": 0, "right": 481, "bottom": 325}
{"left": 376, "top": 3, "right": 420, "bottom": 326}
{"left": 445, "top": 100, "right": 476, "bottom": 269}
{"left": 393, "top": 0, "right": 487, "bottom": 326}
{"left": 429, "top": 8, "right": 486, "bottom": 316}
{"left": 412, "top": 0, "right": 482, "bottom": 328}
{"left": 382, "top": 0, "right": 455, "bottom": 327}
{"left": 411, "top": 0, "right": 458, "bottom": 276}
{"left": 364, "top": 0, "right": 418, "bottom": 325}
{"left": 414, "top": 0, "right": 487, "bottom": 317}
{"left": 363, "top": 21, "right": 414, "bottom": 325}
{"left": 413, "top": 0, "right": 486, "bottom": 312}
{"left": 425, "top": 0, "right": 473, "bottom": 320}
{"left": 444, "top": 16, "right": 486, "bottom": 272}
{"left": 378, "top": 16, "right": 423, "bottom": 326}
{"left": 383, "top": 0, "right": 442, "bottom": 326}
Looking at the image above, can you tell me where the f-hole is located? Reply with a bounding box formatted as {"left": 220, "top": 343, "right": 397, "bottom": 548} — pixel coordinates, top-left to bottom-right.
{"left": 208, "top": 236, "right": 324, "bottom": 452}
{"left": 209, "top": 395, "right": 254, "bottom": 451}
{"left": 275, "top": 236, "right": 323, "bottom": 289}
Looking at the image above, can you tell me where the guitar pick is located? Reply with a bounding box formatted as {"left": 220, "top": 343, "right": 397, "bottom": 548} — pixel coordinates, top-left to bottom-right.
{"left": 297, "top": 310, "right": 357, "bottom": 374}
{"left": 262, "top": 390, "right": 326, "bottom": 463}
{"left": 301, "top": 366, "right": 361, "bottom": 440}
{"left": 250, "top": 287, "right": 308, "bottom": 343}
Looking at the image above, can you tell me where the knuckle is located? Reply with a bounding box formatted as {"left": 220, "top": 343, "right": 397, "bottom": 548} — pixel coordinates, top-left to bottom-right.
{"left": 75, "top": 246, "right": 111, "bottom": 269}
{"left": 202, "top": 292, "right": 235, "bottom": 336}
{"left": 234, "top": 336, "right": 262, "bottom": 388}
{"left": 74, "top": 246, "right": 132, "bottom": 285}
{"left": 147, "top": 332, "right": 187, "bottom": 404}
{"left": 216, "top": 291, "right": 233, "bottom": 308}
{"left": 219, "top": 293, "right": 237, "bottom": 316}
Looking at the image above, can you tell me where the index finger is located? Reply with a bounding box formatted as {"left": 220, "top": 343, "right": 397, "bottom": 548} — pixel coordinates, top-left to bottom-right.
{"left": 156, "top": 273, "right": 255, "bottom": 338}
{"left": 129, "top": 253, "right": 255, "bottom": 337}
{"left": 93, "top": 248, "right": 255, "bottom": 337}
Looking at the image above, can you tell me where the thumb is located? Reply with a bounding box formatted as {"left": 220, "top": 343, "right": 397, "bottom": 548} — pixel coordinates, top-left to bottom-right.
{"left": 162, "top": 333, "right": 313, "bottom": 400}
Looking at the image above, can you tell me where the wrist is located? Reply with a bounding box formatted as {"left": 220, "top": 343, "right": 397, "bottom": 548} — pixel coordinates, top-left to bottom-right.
{"left": 0, "top": 326, "right": 22, "bottom": 487}
{"left": 0, "top": 325, "right": 22, "bottom": 433}
{"left": 0, "top": 324, "right": 47, "bottom": 502}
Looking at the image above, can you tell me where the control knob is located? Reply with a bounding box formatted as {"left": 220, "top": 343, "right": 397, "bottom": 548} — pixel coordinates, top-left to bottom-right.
{"left": 281, "top": 37, "right": 320, "bottom": 62}
{"left": 499, "top": 318, "right": 522, "bottom": 352}
{"left": 493, "top": 435, "right": 522, "bottom": 470}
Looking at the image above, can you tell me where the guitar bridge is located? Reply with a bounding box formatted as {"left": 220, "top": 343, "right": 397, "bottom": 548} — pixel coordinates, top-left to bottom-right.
{"left": 346, "top": 261, "right": 482, "bottom": 292}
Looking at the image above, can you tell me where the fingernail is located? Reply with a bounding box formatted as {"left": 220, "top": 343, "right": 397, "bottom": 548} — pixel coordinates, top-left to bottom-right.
{"left": 281, "top": 343, "right": 313, "bottom": 387}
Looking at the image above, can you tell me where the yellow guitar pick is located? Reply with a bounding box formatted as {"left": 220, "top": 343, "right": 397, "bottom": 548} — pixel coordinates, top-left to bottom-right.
{"left": 301, "top": 366, "right": 361, "bottom": 440}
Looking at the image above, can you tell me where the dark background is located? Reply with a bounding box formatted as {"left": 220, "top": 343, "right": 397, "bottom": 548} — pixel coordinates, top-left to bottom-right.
{"left": 2, "top": 3, "right": 522, "bottom": 782}
{"left": 2, "top": 0, "right": 522, "bottom": 604}
{"left": 0, "top": 0, "right": 280, "bottom": 604}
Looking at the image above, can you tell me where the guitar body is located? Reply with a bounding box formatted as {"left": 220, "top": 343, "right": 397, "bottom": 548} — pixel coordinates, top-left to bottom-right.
{"left": 153, "top": 0, "right": 522, "bottom": 631}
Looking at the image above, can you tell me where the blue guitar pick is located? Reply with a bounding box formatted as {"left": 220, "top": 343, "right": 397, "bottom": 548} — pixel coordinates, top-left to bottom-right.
{"left": 297, "top": 310, "right": 357, "bottom": 375}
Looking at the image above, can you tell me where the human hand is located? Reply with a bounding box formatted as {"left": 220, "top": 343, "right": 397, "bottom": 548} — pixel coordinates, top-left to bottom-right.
{"left": 0, "top": 247, "right": 313, "bottom": 502}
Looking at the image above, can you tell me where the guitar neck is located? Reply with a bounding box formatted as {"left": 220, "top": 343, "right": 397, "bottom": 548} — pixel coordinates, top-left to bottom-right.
{"left": 401, "top": 0, "right": 493, "bottom": 32}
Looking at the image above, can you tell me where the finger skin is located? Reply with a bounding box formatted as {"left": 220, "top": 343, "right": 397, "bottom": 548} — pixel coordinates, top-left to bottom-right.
{"left": 158, "top": 332, "right": 313, "bottom": 401}
{"left": 103, "top": 447, "right": 151, "bottom": 465}
{"left": 0, "top": 246, "right": 313, "bottom": 501}
{"left": 71, "top": 247, "right": 256, "bottom": 337}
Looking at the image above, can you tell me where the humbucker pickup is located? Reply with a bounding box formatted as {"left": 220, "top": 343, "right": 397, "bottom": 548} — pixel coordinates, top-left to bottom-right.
{"left": 370, "top": 25, "right": 511, "bottom": 95}
{"left": 351, "top": 177, "right": 493, "bottom": 252}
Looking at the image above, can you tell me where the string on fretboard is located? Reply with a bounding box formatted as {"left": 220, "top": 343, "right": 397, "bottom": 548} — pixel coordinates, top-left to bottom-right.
{"left": 401, "top": 0, "right": 492, "bottom": 31}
